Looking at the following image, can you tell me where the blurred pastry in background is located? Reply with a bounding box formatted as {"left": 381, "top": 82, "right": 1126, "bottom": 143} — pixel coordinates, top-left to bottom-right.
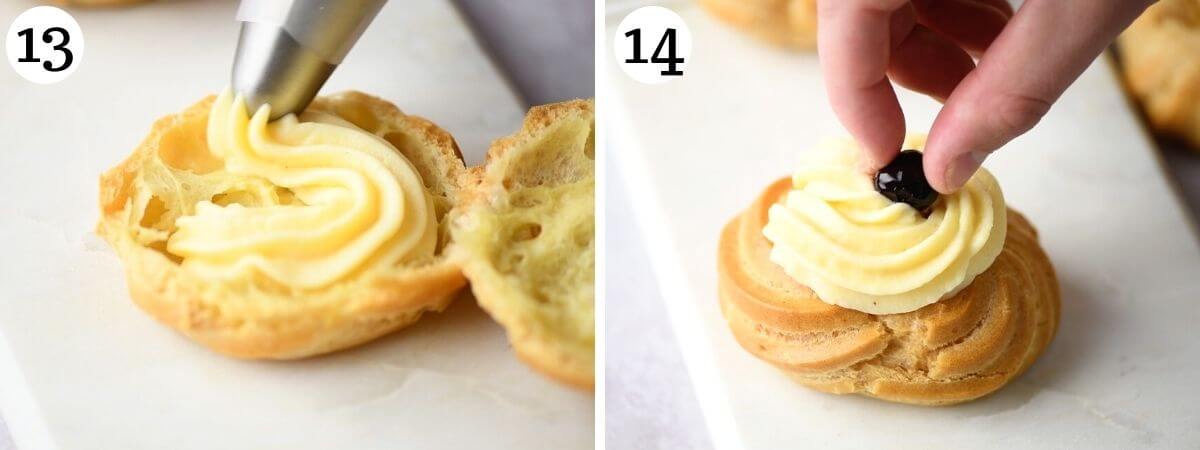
{"left": 697, "top": 0, "right": 817, "bottom": 49}
{"left": 50, "top": 0, "right": 154, "bottom": 6}
{"left": 1116, "top": 0, "right": 1200, "bottom": 149}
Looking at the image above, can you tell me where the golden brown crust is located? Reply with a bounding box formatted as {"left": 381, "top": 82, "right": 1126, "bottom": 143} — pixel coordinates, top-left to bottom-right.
{"left": 454, "top": 99, "right": 596, "bottom": 390}
{"left": 718, "top": 178, "right": 1061, "bottom": 405}
{"left": 97, "top": 92, "right": 469, "bottom": 359}
{"left": 1116, "top": 0, "right": 1200, "bottom": 149}
{"left": 697, "top": 0, "right": 818, "bottom": 49}
{"left": 468, "top": 263, "right": 593, "bottom": 390}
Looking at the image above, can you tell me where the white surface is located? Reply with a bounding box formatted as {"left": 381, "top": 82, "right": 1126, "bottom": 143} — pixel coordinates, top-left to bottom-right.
{"left": 0, "top": 417, "right": 10, "bottom": 450}
{"left": 0, "top": 1, "right": 593, "bottom": 449}
{"left": 605, "top": 4, "right": 1200, "bottom": 450}
{"left": 605, "top": 151, "right": 712, "bottom": 450}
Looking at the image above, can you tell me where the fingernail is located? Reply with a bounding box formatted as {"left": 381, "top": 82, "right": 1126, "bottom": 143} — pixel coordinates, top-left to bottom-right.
{"left": 944, "top": 150, "right": 989, "bottom": 191}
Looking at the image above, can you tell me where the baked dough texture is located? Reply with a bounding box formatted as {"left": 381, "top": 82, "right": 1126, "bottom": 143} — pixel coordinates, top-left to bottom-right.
{"left": 1117, "top": 0, "right": 1200, "bottom": 148}
{"left": 98, "top": 91, "right": 469, "bottom": 359}
{"left": 451, "top": 99, "right": 595, "bottom": 389}
{"left": 719, "top": 178, "right": 1060, "bottom": 405}
{"left": 697, "top": 0, "right": 817, "bottom": 49}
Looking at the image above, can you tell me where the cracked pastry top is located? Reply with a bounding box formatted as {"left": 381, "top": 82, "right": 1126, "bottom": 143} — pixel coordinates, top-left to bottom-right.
{"left": 718, "top": 136, "right": 1060, "bottom": 405}
{"left": 98, "top": 90, "right": 469, "bottom": 359}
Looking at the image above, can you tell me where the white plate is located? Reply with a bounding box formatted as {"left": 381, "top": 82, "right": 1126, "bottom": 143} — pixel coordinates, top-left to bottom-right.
{"left": 605, "top": 4, "right": 1200, "bottom": 449}
{"left": 0, "top": 1, "right": 592, "bottom": 449}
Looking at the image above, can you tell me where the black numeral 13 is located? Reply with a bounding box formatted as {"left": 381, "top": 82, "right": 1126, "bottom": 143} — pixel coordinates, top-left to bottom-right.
{"left": 16, "top": 27, "right": 74, "bottom": 73}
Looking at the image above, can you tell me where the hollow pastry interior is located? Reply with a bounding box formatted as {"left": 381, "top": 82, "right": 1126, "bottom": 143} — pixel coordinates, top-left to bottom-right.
{"left": 97, "top": 91, "right": 469, "bottom": 359}
{"left": 451, "top": 99, "right": 595, "bottom": 389}
{"left": 718, "top": 178, "right": 1061, "bottom": 405}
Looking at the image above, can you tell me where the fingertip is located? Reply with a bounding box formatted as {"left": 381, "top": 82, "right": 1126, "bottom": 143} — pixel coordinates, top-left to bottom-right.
{"left": 815, "top": 0, "right": 910, "bottom": 176}
{"left": 922, "top": 118, "right": 966, "bottom": 194}
{"left": 826, "top": 78, "right": 907, "bottom": 173}
{"left": 865, "top": 139, "right": 902, "bottom": 172}
{"left": 848, "top": 112, "right": 905, "bottom": 172}
{"left": 923, "top": 111, "right": 992, "bottom": 194}
{"left": 929, "top": 149, "right": 988, "bottom": 194}
{"left": 922, "top": 145, "right": 954, "bottom": 194}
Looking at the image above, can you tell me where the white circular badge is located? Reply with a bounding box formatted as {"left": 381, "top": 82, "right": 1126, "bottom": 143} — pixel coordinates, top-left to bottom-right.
{"left": 613, "top": 6, "right": 691, "bottom": 85}
{"left": 6, "top": 6, "right": 84, "bottom": 85}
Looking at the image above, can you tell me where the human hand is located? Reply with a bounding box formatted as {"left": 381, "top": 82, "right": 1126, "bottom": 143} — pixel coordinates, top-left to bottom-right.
{"left": 818, "top": 0, "right": 1154, "bottom": 193}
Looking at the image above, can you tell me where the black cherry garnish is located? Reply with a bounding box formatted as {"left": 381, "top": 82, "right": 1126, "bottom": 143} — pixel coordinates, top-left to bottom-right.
{"left": 874, "top": 149, "right": 938, "bottom": 217}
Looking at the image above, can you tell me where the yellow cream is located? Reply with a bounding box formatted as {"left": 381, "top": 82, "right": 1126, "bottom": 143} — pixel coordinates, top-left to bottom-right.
{"left": 166, "top": 90, "right": 437, "bottom": 289}
{"left": 762, "top": 136, "right": 1006, "bottom": 314}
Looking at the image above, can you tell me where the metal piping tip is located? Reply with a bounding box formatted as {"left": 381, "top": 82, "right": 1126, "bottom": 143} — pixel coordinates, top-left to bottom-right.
{"left": 231, "top": 22, "right": 336, "bottom": 120}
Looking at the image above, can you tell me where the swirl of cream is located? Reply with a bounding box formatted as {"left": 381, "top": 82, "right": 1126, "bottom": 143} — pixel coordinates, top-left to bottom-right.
{"left": 166, "top": 89, "right": 437, "bottom": 289}
{"left": 762, "top": 136, "right": 1006, "bottom": 314}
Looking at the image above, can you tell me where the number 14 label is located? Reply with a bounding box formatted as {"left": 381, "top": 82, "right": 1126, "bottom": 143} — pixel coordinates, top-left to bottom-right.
{"left": 614, "top": 7, "right": 692, "bottom": 85}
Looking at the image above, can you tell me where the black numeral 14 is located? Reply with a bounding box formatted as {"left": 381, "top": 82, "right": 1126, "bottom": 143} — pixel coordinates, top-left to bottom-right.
{"left": 624, "top": 28, "right": 684, "bottom": 76}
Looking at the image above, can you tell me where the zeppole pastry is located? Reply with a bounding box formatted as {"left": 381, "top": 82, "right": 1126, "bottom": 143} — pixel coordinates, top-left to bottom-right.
{"left": 718, "top": 136, "right": 1060, "bottom": 405}
{"left": 98, "top": 90, "right": 469, "bottom": 359}
{"left": 451, "top": 100, "right": 595, "bottom": 389}
{"left": 697, "top": 0, "right": 817, "bottom": 49}
{"left": 1116, "top": 0, "right": 1200, "bottom": 149}
{"left": 51, "top": 0, "right": 154, "bottom": 6}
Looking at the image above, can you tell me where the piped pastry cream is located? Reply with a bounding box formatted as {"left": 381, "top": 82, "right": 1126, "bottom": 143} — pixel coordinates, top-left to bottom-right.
{"left": 98, "top": 91, "right": 468, "bottom": 359}
{"left": 167, "top": 90, "right": 437, "bottom": 289}
{"left": 762, "top": 136, "right": 1007, "bottom": 314}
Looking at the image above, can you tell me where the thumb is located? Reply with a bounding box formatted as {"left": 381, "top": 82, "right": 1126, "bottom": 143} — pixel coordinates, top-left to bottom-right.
{"left": 923, "top": 0, "right": 1152, "bottom": 194}
{"left": 923, "top": 75, "right": 1051, "bottom": 194}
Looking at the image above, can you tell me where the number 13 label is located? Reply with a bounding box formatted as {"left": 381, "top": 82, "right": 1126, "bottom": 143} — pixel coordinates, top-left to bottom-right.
{"left": 6, "top": 6, "right": 84, "bottom": 85}
{"left": 614, "top": 6, "right": 692, "bottom": 85}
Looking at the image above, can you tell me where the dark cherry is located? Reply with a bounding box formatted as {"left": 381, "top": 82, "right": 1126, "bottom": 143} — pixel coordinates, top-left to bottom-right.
{"left": 874, "top": 149, "right": 938, "bottom": 217}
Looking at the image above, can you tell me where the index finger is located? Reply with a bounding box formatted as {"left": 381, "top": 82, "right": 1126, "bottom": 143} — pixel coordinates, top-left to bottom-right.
{"left": 817, "top": 0, "right": 911, "bottom": 170}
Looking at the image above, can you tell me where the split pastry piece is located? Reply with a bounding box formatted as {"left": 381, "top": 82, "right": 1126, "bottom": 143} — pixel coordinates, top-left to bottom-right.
{"left": 718, "top": 137, "right": 1060, "bottom": 405}
{"left": 1116, "top": 0, "right": 1200, "bottom": 148}
{"left": 451, "top": 100, "right": 595, "bottom": 389}
{"left": 697, "top": 0, "right": 817, "bottom": 49}
{"left": 98, "top": 91, "right": 469, "bottom": 359}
